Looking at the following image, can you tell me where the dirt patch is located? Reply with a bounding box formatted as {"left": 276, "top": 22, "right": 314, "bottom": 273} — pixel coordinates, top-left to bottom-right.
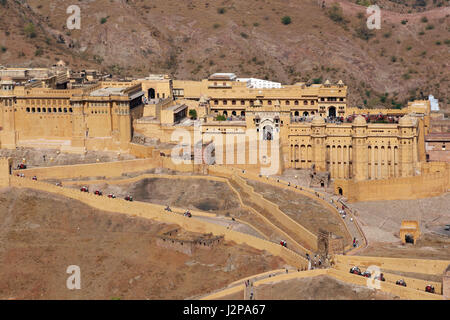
{"left": 0, "top": 187, "right": 285, "bottom": 299}
{"left": 349, "top": 193, "right": 450, "bottom": 260}
{"left": 69, "top": 178, "right": 240, "bottom": 214}
{"left": 254, "top": 275, "right": 397, "bottom": 300}
{"left": 0, "top": 147, "right": 136, "bottom": 169}
{"left": 351, "top": 193, "right": 450, "bottom": 243}
{"left": 356, "top": 233, "right": 450, "bottom": 260}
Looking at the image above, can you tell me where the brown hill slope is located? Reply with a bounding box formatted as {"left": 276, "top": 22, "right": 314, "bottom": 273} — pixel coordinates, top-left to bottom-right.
{"left": 0, "top": 0, "right": 448, "bottom": 109}
{"left": 0, "top": 187, "right": 284, "bottom": 299}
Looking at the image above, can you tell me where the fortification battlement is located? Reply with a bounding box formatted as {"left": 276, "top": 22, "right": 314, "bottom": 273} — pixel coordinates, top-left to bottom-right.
{"left": 158, "top": 227, "right": 224, "bottom": 246}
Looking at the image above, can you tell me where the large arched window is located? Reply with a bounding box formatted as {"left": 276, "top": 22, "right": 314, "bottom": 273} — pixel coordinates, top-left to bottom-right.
{"left": 328, "top": 106, "right": 336, "bottom": 117}
{"left": 148, "top": 88, "right": 156, "bottom": 99}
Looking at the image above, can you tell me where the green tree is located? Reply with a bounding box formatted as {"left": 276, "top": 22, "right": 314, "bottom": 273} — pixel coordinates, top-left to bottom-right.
{"left": 215, "top": 114, "right": 226, "bottom": 121}
{"left": 354, "top": 21, "right": 375, "bottom": 41}
{"left": 312, "top": 77, "right": 322, "bottom": 84}
{"left": 281, "top": 16, "right": 291, "bottom": 25}
{"left": 189, "top": 109, "right": 197, "bottom": 120}
{"left": 327, "top": 4, "right": 345, "bottom": 23}
{"left": 24, "top": 23, "right": 36, "bottom": 38}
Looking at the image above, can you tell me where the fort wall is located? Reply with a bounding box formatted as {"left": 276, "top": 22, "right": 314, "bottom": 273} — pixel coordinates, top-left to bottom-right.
{"left": 9, "top": 176, "right": 309, "bottom": 269}
{"left": 327, "top": 268, "right": 442, "bottom": 300}
{"left": 332, "top": 261, "right": 442, "bottom": 294}
{"left": 209, "top": 165, "right": 357, "bottom": 248}
{"left": 156, "top": 228, "right": 224, "bottom": 256}
{"left": 333, "top": 255, "right": 450, "bottom": 276}
{"left": 203, "top": 267, "right": 443, "bottom": 300}
{"left": 230, "top": 174, "right": 318, "bottom": 251}
{"left": 12, "top": 158, "right": 159, "bottom": 180}
{"left": 334, "top": 163, "right": 449, "bottom": 202}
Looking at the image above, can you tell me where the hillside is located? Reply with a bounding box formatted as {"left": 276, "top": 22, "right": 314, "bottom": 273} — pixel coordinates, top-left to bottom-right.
{"left": 0, "top": 0, "right": 449, "bottom": 110}
{"left": 0, "top": 187, "right": 284, "bottom": 299}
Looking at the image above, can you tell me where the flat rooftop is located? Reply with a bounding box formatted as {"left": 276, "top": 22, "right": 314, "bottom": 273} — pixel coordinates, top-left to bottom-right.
{"left": 166, "top": 104, "right": 187, "bottom": 112}
{"left": 208, "top": 73, "right": 237, "bottom": 81}
{"left": 89, "top": 87, "right": 126, "bottom": 97}
{"left": 425, "top": 133, "right": 450, "bottom": 142}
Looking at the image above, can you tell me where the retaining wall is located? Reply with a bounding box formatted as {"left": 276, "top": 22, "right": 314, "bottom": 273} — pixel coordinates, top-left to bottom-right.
{"left": 335, "top": 165, "right": 450, "bottom": 202}
{"left": 333, "top": 262, "right": 443, "bottom": 294}
{"left": 10, "top": 176, "right": 308, "bottom": 269}
{"left": 327, "top": 268, "right": 443, "bottom": 300}
{"left": 333, "top": 255, "right": 450, "bottom": 276}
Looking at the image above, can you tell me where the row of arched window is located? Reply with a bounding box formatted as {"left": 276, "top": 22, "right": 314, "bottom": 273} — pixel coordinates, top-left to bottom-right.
{"left": 213, "top": 99, "right": 316, "bottom": 106}
{"left": 26, "top": 107, "right": 73, "bottom": 113}
{"left": 26, "top": 99, "right": 67, "bottom": 106}
{"left": 214, "top": 110, "right": 245, "bottom": 117}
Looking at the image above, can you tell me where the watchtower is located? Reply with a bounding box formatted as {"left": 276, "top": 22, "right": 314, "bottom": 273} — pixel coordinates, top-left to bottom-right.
{"left": 399, "top": 220, "right": 421, "bottom": 244}
{"left": 317, "top": 229, "right": 344, "bottom": 256}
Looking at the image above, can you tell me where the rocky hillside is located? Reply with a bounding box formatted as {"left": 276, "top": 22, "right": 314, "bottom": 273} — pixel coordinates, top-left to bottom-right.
{"left": 0, "top": 0, "right": 449, "bottom": 110}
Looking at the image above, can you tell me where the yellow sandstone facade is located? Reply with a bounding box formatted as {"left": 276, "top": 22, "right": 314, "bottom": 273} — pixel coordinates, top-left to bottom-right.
{"left": 0, "top": 80, "right": 144, "bottom": 152}
{"left": 0, "top": 71, "right": 434, "bottom": 182}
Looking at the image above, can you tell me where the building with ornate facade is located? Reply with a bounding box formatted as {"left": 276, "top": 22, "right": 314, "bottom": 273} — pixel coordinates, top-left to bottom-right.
{"left": 0, "top": 70, "right": 437, "bottom": 182}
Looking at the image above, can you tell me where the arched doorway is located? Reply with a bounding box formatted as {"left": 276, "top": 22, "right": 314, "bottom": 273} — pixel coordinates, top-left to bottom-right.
{"left": 232, "top": 111, "right": 237, "bottom": 116}
{"left": 328, "top": 106, "right": 336, "bottom": 117}
{"left": 338, "top": 187, "right": 343, "bottom": 196}
{"left": 148, "top": 88, "right": 156, "bottom": 99}
{"left": 294, "top": 111, "right": 299, "bottom": 117}
{"left": 241, "top": 111, "right": 245, "bottom": 117}
{"left": 405, "top": 234, "right": 414, "bottom": 244}
{"left": 263, "top": 125, "right": 273, "bottom": 141}
{"left": 223, "top": 111, "right": 228, "bottom": 116}
{"left": 303, "top": 111, "right": 309, "bottom": 116}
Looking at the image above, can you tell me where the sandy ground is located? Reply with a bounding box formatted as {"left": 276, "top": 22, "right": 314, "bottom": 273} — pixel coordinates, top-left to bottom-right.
{"left": 0, "top": 148, "right": 135, "bottom": 169}
{"left": 356, "top": 233, "right": 450, "bottom": 261}
{"left": 0, "top": 187, "right": 285, "bottom": 299}
{"left": 347, "top": 193, "right": 450, "bottom": 260}
{"left": 253, "top": 275, "right": 396, "bottom": 300}
{"left": 351, "top": 193, "right": 450, "bottom": 242}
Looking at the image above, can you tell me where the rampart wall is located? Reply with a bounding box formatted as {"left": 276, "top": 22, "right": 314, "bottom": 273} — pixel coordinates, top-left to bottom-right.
{"left": 9, "top": 176, "right": 309, "bottom": 269}
{"left": 12, "top": 158, "right": 159, "bottom": 180}
{"left": 332, "top": 261, "right": 443, "bottom": 294}
{"left": 209, "top": 165, "right": 358, "bottom": 250}
{"left": 335, "top": 165, "right": 449, "bottom": 202}
{"left": 202, "top": 267, "right": 443, "bottom": 300}
{"left": 333, "top": 255, "right": 450, "bottom": 276}
{"left": 327, "top": 268, "right": 442, "bottom": 300}
{"left": 230, "top": 174, "right": 318, "bottom": 252}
